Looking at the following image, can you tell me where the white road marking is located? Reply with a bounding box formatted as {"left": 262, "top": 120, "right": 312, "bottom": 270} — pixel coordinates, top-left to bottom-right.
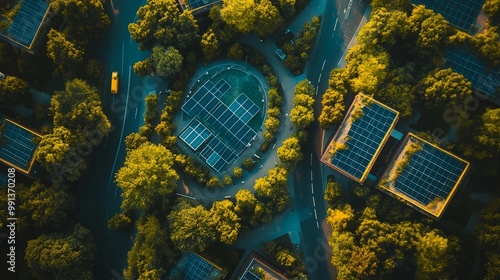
{"left": 315, "top": 87, "right": 319, "bottom": 96}
{"left": 318, "top": 73, "right": 322, "bottom": 83}
{"left": 109, "top": 65, "right": 132, "bottom": 197}
{"left": 311, "top": 170, "right": 313, "bottom": 181}
{"left": 321, "top": 60, "right": 326, "bottom": 70}
{"left": 314, "top": 208, "right": 318, "bottom": 219}
{"left": 316, "top": 221, "right": 320, "bottom": 228}
{"left": 311, "top": 183, "right": 314, "bottom": 194}
{"left": 334, "top": 18, "right": 339, "bottom": 32}
{"left": 134, "top": 107, "right": 138, "bottom": 119}
{"left": 313, "top": 196, "right": 316, "bottom": 207}
{"left": 310, "top": 153, "right": 313, "bottom": 166}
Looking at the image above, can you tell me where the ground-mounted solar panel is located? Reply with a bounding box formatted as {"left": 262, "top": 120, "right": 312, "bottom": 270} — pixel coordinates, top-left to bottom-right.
{"left": 446, "top": 48, "right": 500, "bottom": 101}
{"left": 321, "top": 94, "right": 399, "bottom": 182}
{"left": 378, "top": 133, "right": 469, "bottom": 220}
{"left": 411, "top": 0, "right": 483, "bottom": 32}
{"left": 200, "top": 137, "right": 238, "bottom": 173}
{"left": 179, "top": 119, "right": 212, "bottom": 151}
{"left": 3, "top": 0, "right": 49, "bottom": 48}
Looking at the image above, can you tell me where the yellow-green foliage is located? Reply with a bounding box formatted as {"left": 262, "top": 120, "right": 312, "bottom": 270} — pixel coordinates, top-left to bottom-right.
{"left": 329, "top": 140, "right": 349, "bottom": 160}
{"left": 387, "top": 139, "right": 423, "bottom": 184}
{"left": 350, "top": 102, "right": 364, "bottom": 122}
{"left": 427, "top": 197, "right": 444, "bottom": 213}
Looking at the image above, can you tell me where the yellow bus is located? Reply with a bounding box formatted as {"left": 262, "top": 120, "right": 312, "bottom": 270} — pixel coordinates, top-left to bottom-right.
{"left": 111, "top": 71, "right": 119, "bottom": 94}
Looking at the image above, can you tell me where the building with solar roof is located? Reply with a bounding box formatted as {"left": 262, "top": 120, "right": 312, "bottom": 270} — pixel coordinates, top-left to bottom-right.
{"left": 378, "top": 133, "right": 469, "bottom": 220}
{"left": 321, "top": 94, "right": 399, "bottom": 183}
{"left": 411, "top": 0, "right": 484, "bottom": 32}
{"left": 0, "top": 118, "right": 43, "bottom": 174}
{"left": 0, "top": 0, "right": 51, "bottom": 52}
{"left": 180, "top": 78, "right": 260, "bottom": 173}
{"left": 235, "top": 251, "right": 288, "bottom": 280}
{"left": 445, "top": 48, "right": 500, "bottom": 103}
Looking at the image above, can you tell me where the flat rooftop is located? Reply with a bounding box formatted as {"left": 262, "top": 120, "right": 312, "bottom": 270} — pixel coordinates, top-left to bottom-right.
{"left": 0, "top": 118, "right": 42, "bottom": 174}
{"left": 378, "top": 133, "right": 469, "bottom": 220}
{"left": 0, "top": 0, "right": 50, "bottom": 49}
{"left": 411, "top": 0, "right": 484, "bottom": 32}
{"left": 321, "top": 94, "right": 399, "bottom": 182}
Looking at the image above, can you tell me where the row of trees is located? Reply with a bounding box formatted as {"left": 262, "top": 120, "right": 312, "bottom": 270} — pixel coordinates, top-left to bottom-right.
{"left": 283, "top": 17, "right": 321, "bottom": 75}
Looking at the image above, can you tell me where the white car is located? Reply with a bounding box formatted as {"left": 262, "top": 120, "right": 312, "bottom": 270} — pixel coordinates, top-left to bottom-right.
{"left": 275, "top": 49, "right": 286, "bottom": 61}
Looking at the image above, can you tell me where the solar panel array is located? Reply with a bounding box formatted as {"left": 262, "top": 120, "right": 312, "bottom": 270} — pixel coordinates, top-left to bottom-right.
{"left": 200, "top": 137, "right": 238, "bottom": 173}
{"left": 179, "top": 119, "right": 212, "bottom": 151}
{"left": 387, "top": 136, "right": 468, "bottom": 208}
{"left": 411, "top": 0, "right": 483, "bottom": 31}
{"left": 5, "top": 0, "right": 49, "bottom": 47}
{"left": 329, "top": 97, "right": 398, "bottom": 181}
{"left": 228, "top": 94, "right": 260, "bottom": 124}
{"left": 184, "top": 253, "right": 214, "bottom": 280}
{"left": 188, "top": 0, "right": 211, "bottom": 9}
{"left": 446, "top": 48, "right": 500, "bottom": 100}
{"left": 242, "top": 271, "right": 261, "bottom": 280}
{"left": 0, "top": 122, "right": 37, "bottom": 169}
{"left": 182, "top": 79, "right": 257, "bottom": 152}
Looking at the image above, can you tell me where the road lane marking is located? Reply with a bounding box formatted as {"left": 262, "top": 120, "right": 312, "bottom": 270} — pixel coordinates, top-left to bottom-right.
{"left": 314, "top": 208, "right": 317, "bottom": 219}
{"left": 313, "top": 196, "right": 316, "bottom": 207}
{"left": 311, "top": 183, "right": 314, "bottom": 194}
{"left": 315, "top": 87, "right": 319, "bottom": 96}
{"left": 109, "top": 65, "right": 132, "bottom": 196}
{"left": 310, "top": 153, "right": 313, "bottom": 166}
{"left": 311, "top": 170, "right": 313, "bottom": 181}
{"left": 317, "top": 73, "right": 322, "bottom": 83}
{"left": 134, "top": 107, "right": 138, "bottom": 119}
{"left": 316, "top": 221, "right": 319, "bottom": 228}
{"left": 321, "top": 60, "right": 326, "bottom": 70}
{"left": 334, "top": 18, "right": 339, "bottom": 32}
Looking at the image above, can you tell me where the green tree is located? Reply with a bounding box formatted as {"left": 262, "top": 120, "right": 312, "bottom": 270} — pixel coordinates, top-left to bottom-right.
{"left": 319, "top": 88, "right": 345, "bottom": 129}
{"left": 290, "top": 104, "right": 314, "bottom": 129}
{"left": 483, "top": 0, "right": 500, "bottom": 25}
{"left": 370, "top": 0, "right": 408, "bottom": 10}
{"left": 222, "top": 175, "right": 233, "bottom": 186}
{"left": 207, "top": 177, "right": 222, "bottom": 188}
{"left": 254, "top": 167, "right": 289, "bottom": 212}
{"left": 151, "top": 45, "right": 183, "bottom": 77}
{"left": 51, "top": 79, "right": 111, "bottom": 140}
{"left": 242, "top": 158, "right": 255, "bottom": 170}
{"left": 350, "top": 51, "right": 390, "bottom": 95}
{"left": 475, "top": 26, "right": 500, "bottom": 67}
{"left": 133, "top": 57, "right": 155, "bottom": 77}
{"left": 293, "top": 79, "right": 315, "bottom": 96}
{"left": 276, "top": 250, "right": 296, "bottom": 267}
{"left": 277, "top": 137, "right": 303, "bottom": 169}
{"left": 108, "top": 213, "right": 132, "bottom": 231}
{"left": 220, "top": 0, "right": 255, "bottom": 33}
{"left": 227, "top": 43, "right": 244, "bottom": 60}
{"left": 19, "top": 181, "right": 73, "bottom": 229}
{"left": 415, "top": 230, "right": 459, "bottom": 280}
{"left": 168, "top": 202, "right": 215, "bottom": 252}
{"left": 115, "top": 143, "right": 179, "bottom": 211}
{"left": 53, "top": 0, "right": 110, "bottom": 43}
{"left": 25, "top": 224, "right": 96, "bottom": 280}
{"left": 46, "top": 29, "right": 84, "bottom": 79}
{"left": 419, "top": 68, "right": 472, "bottom": 110}
{"left": 253, "top": 0, "right": 283, "bottom": 36}
{"left": 409, "top": 6, "right": 451, "bottom": 51}
{"left": 233, "top": 166, "right": 243, "bottom": 178}
{"left": 0, "top": 76, "right": 29, "bottom": 105}
{"left": 324, "top": 180, "right": 343, "bottom": 204}
{"left": 476, "top": 108, "right": 500, "bottom": 155}
{"left": 201, "top": 29, "right": 220, "bottom": 61}
{"left": 128, "top": 0, "right": 199, "bottom": 50}
{"left": 125, "top": 132, "right": 148, "bottom": 152}
{"left": 209, "top": 200, "right": 241, "bottom": 244}
{"left": 264, "top": 116, "right": 280, "bottom": 133}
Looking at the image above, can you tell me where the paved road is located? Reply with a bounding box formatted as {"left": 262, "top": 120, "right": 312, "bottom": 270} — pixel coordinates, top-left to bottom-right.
{"left": 75, "top": 0, "right": 166, "bottom": 278}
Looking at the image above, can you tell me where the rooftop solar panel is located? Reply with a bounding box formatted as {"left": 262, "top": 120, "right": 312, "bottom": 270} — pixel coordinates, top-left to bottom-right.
{"left": 321, "top": 94, "right": 399, "bottom": 182}
{"left": 0, "top": 120, "right": 41, "bottom": 173}
{"left": 446, "top": 48, "right": 500, "bottom": 100}
{"left": 184, "top": 253, "right": 214, "bottom": 280}
{"left": 200, "top": 137, "right": 238, "bottom": 173}
{"left": 411, "top": 0, "right": 483, "bottom": 31}
{"left": 379, "top": 134, "right": 469, "bottom": 219}
{"left": 4, "top": 0, "right": 49, "bottom": 47}
{"left": 181, "top": 80, "right": 257, "bottom": 152}
{"left": 179, "top": 119, "right": 212, "bottom": 151}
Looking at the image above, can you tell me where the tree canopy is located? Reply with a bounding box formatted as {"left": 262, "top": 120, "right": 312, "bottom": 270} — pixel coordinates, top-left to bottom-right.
{"left": 0, "top": 75, "right": 29, "bottom": 105}
{"left": 25, "top": 224, "right": 96, "bottom": 280}
{"left": 46, "top": 29, "right": 84, "bottom": 79}
{"left": 277, "top": 137, "right": 303, "bottom": 169}
{"left": 209, "top": 200, "right": 241, "bottom": 244}
{"left": 419, "top": 68, "right": 472, "bottom": 110}
{"left": 115, "top": 142, "right": 179, "bottom": 211}
{"left": 151, "top": 45, "right": 183, "bottom": 77}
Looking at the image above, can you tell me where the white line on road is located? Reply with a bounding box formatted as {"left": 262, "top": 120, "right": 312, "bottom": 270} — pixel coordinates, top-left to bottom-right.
{"left": 310, "top": 153, "right": 313, "bottom": 166}
{"left": 313, "top": 196, "right": 316, "bottom": 207}
{"left": 311, "top": 183, "right": 314, "bottom": 194}
{"left": 311, "top": 170, "right": 313, "bottom": 181}
{"left": 314, "top": 208, "right": 318, "bottom": 219}
{"left": 134, "top": 107, "right": 138, "bottom": 119}
{"left": 317, "top": 73, "right": 322, "bottom": 83}
{"left": 315, "top": 87, "right": 319, "bottom": 96}
{"left": 109, "top": 65, "right": 132, "bottom": 197}
{"left": 334, "top": 18, "right": 339, "bottom": 32}
{"left": 321, "top": 60, "right": 326, "bottom": 70}
{"left": 316, "top": 221, "right": 320, "bottom": 228}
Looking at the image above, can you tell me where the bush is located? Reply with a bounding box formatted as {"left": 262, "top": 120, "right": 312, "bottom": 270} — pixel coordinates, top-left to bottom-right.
{"left": 108, "top": 213, "right": 132, "bottom": 231}
{"left": 242, "top": 158, "right": 255, "bottom": 171}
{"left": 233, "top": 167, "right": 243, "bottom": 178}
{"left": 207, "top": 177, "right": 222, "bottom": 188}
{"left": 222, "top": 175, "right": 233, "bottom": 186}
